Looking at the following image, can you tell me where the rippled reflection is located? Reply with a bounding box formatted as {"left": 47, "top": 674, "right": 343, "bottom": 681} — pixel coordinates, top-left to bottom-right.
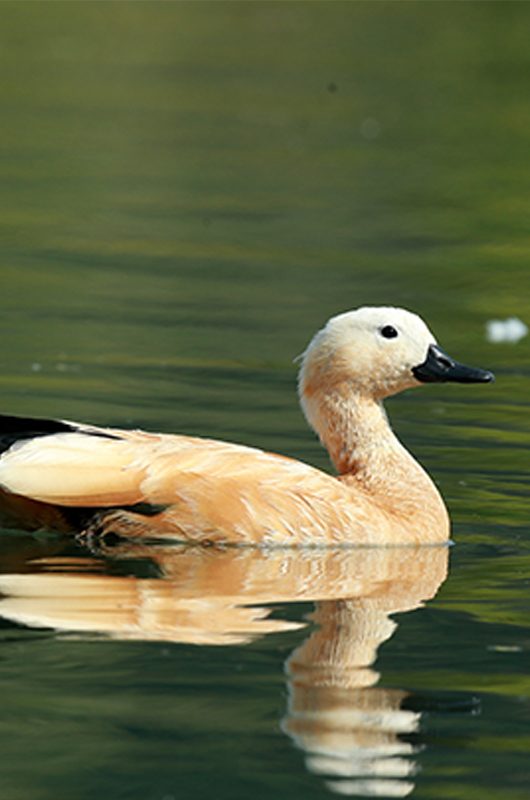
{"left": 0, "top": 540, "right": 448, "bottom": 797}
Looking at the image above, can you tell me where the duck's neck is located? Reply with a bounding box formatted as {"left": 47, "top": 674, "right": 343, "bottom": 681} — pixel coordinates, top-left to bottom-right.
{"left": 302, "top": 386, "right": 449, "bottom": 535}
{"left": 311, "top": 391, "right": 396, "bottom": 475}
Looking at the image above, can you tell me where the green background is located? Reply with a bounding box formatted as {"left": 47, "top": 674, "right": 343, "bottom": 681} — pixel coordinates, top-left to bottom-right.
{"left": 0, "top": 3, "right": 529, "bottom": 799}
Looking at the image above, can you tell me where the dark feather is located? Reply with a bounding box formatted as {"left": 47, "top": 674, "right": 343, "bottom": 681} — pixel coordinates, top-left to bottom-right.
{"left": 0, "top": 414, "right": 118, "bottom": 455}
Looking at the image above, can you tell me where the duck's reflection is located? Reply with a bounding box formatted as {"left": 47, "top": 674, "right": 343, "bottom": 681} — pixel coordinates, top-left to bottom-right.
{"left": 285, "top": 601, "right": 419, "bottom": 798}
{"left": 0, "top": 538, "right": 448, "bottom": 797}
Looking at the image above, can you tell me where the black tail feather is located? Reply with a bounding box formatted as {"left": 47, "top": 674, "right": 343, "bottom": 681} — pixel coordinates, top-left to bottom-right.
{"left": 0, "top": 414, "right": 118, "bottom": 455}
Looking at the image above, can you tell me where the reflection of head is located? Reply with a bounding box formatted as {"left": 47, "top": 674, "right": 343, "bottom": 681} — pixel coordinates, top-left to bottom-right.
{"left": 283, "top": 600, "right": 418, "bottom": 797}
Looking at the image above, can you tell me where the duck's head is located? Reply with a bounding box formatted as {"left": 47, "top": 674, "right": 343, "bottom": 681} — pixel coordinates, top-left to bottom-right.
{"left": 298, "top": 306, "right": 493, "bottom": 406}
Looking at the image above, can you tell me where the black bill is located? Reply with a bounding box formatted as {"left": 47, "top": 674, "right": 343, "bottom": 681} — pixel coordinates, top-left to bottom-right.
{"left": 413, "top": 344, "right": 494, "bottom": 384}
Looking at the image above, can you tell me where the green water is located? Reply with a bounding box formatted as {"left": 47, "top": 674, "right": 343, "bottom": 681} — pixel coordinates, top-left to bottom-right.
{"left": 0, "top": 2, "right": 529, "bottom": 798}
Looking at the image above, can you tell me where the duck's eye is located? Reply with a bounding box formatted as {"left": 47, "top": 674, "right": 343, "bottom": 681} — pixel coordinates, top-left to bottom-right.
{"left": 380, "top": 325, "right": 398, "bottom": 339}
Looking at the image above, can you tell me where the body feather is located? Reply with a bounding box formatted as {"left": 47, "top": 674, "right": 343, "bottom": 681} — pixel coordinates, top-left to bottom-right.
{"left": 0, "top": 425, "right": 396, "bottom": 544}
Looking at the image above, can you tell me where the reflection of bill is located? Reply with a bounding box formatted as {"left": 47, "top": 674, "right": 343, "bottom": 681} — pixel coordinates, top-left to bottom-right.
{"left": 0, "top": 543, "right": 448, "bottom": 797}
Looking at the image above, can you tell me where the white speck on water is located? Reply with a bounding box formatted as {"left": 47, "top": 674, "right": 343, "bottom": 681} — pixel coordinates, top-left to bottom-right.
{"left": 485, "top": 317, "right": 528, "bottom": 344}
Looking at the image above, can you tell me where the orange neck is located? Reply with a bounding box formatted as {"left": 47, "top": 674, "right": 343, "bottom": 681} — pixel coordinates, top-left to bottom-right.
{"left": 301, "top": 385, "right": 450, "bottom": 537}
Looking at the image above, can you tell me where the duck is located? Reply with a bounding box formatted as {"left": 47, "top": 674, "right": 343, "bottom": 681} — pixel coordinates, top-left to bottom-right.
{"left": 0, "top": 307, "right": 492, "bottom": 545}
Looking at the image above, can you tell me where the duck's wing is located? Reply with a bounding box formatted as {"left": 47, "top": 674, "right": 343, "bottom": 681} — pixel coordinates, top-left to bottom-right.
{"left": 0, "top": 418, "right": 149, "bottom": 506}
{"left": 0, "top": 416, "right": 379, "bottom": 543}
{"left": 0, "top": 415, "right": 326, "bottom": 506}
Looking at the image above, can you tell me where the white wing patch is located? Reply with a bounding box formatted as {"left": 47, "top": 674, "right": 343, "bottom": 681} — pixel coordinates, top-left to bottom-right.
{"left": 0, "top": 433, "right": 146, "bottom": 505}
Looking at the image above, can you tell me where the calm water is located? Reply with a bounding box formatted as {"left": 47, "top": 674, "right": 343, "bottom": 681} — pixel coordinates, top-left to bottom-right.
{"left": 0, "top": 2, "right": 530, "bottom": 798}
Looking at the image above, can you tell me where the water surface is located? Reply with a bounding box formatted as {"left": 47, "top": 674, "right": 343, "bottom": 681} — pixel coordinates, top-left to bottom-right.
{"left": 0, "top": 3, "right": 529, "bottom": 799}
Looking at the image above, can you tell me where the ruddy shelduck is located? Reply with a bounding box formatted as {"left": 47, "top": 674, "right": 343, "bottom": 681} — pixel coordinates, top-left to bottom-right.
{"left": 0, "top": 307, "right": 492, "bottom": 544}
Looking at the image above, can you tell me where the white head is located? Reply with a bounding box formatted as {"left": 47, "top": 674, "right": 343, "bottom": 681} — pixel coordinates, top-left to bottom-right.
{"left": 298, "top": 306, "right": 493, "bottom": 419}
